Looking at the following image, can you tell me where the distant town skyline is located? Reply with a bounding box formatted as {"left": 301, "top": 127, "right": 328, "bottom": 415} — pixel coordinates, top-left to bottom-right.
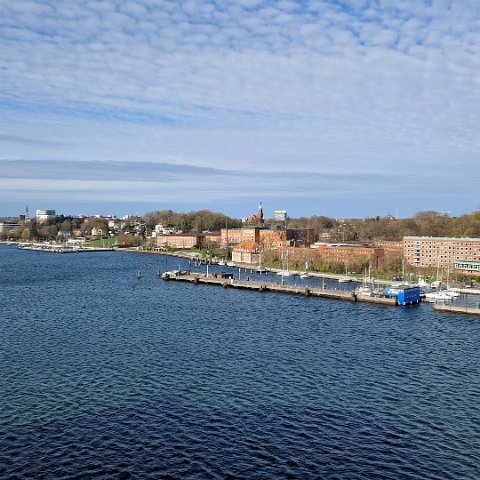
{"left": 1, "top": 1, "right": 479, "bottom": 217}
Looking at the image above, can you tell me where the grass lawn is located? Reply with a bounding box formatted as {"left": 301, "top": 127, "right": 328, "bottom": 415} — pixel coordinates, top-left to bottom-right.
{"left": 83, "top": 238, "right": 117, "bottom": 248}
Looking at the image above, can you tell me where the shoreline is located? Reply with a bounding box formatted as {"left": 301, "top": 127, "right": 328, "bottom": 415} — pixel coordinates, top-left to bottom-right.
{"left": 3, "top": 241, "right": 480, "bottom": 294}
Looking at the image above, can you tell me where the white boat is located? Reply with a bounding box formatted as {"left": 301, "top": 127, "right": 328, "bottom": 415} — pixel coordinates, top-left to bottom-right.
{"left": 227, "top": 262, "right": 235, "bottom": 267}
{"left": 300, "top": 272, "right": 310, "bottom": 279}
{"left": 445, "top": 289, "right": 460, "bottom": 298}
{"left": 356, "top": 285, "right": 373, "bottom": 296}
{"left": 277, "top": 270, "right": 293, "bottom": 277}
{"left": 424, "top": 291, "right": 453, "bottom": 303}
{"left": 256, "top": 267, "right": 270, "bottom": 273}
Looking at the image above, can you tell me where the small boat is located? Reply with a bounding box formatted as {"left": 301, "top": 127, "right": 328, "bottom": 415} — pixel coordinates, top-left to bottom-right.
{"left": 300, "top": 272, "right": 310, "bottom": 279}
{"left": 356, "top": 285, "right": 373, "bottom": 296}
{"left": 445, "top": 289, "right": 460, "bottom": 298}
{"left": 256, "top": 267, "right": 270, "bottom": 273}
{"left": 424, "top": 291, "right": 452, "bottom": 303}
{"left": 227, "top": 262, "right": 235, "bottom": 267}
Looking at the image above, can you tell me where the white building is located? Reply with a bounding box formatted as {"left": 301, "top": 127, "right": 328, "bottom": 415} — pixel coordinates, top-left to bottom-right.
{"left": 36, "top": 209, "right": 56, "bottom": 223}
{"left": 151, "top": 224, "right": 176, "bottom": 237}
{"left": 273, "top": 210, "right": 288, "bottom": 222}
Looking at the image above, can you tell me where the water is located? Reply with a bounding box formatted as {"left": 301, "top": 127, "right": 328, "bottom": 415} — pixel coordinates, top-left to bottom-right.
{"left": 1, "top": 246, "right": 479, "bottom": 479}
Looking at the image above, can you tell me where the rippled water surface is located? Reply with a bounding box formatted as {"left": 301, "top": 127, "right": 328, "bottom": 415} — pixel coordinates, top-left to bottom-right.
{"left": 1, "top": 246, "right": 479, "bottom": 479}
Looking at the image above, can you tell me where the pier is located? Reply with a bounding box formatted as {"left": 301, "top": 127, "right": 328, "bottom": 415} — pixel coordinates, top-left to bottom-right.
{"left": 434, "top": 304, "right": 480, "bottom": 316}
{"left": 162, "top": 272, "right": 398, "bottom": 306}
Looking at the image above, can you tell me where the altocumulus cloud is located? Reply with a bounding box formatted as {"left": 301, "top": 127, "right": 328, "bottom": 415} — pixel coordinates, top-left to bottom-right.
{"left": 0, "top": 1, "right": 479, "bottom": 216}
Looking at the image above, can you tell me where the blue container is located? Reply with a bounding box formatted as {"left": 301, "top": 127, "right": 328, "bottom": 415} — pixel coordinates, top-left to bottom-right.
{"left": 385, "top": 286, "right": 421, "bottom": 305}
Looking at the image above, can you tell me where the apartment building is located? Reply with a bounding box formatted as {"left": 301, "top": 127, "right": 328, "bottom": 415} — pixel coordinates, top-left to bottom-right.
{"left": 403, "top": 236, "right": 480, "bottom": 268}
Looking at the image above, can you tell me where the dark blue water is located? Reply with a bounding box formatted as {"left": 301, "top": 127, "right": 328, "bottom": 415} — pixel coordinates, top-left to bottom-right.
{"left": 1, "top": 246, "right": 479, "bottom": 479}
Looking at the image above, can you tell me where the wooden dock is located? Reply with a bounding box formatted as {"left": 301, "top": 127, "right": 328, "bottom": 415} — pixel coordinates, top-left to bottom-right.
{"left": 162, "top": 273, "right": 398, "bottom": 306}
{"left": 434, "top": 304, "right": 480, "bottom": 316}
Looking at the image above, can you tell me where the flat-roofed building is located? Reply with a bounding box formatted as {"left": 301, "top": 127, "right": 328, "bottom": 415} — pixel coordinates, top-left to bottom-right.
{"left": 374, "top": 240, "right": 403, "bottom": 260}
{"left": 220, "top": 227, "right": 261, "bottom": 248}
{"left": 283, "top": 244, "right": 384, "bottom": 267}
{"left": 36, "top": 209, "right": 56, "bottom": 223}
{"left": 314, "top": 244, "right": 384, "bottom": 267}
{"left": 273, "top": 210, "right": 288, "bottom": 222}
{"left": 155, "top": 233, "right": 221, "bottom": 250}
{"left": 403, "top": 236, "right": 480, "bottom": 268}
{"left": 454, "top": 260, "right": 480, "bottom": 275}
{"left": 156, "top": 234, "right": 201, "bottom": 249}
{"left": 221, "top": 227, "right": 314, "bottom": 250}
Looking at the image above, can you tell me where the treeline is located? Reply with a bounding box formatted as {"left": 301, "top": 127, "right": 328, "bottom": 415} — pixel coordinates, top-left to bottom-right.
{"left": 284, "top": 210, "right": 480, "bottom": 242}
{"left": 144, "top": 209, "right": 242, "bottom": 232}
{"left": 3, "top": 207, "right": 480, "bottom": 243}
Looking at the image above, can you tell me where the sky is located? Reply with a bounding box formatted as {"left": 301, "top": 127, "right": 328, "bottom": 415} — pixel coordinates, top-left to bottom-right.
{"left": 1, "top": 0, "right": 479, "bottom": 219}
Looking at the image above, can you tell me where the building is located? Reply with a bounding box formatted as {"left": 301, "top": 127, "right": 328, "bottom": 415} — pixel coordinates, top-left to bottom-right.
{"left": 154, "top": 233, "right": 221, "bottom": 250}
{"left": 285, "top": 228, "right": 315, "bottom": 247}
{"left": 374, "top": 240, "right": 403, "bottom": 261}
{"left": 156, "top": 234, "right": 201, "bottom": 249}
{"left": 231, "top": 241, "right": 262, "bottom": 265}
{"left": 309, "top": 244, "right": 384, "bottom": 267}
{"left": 91, "top": 227, "right": 104, "bottom": 237}
{"left": 244, "top": 203, "right": 265, "bottom": 226}
{"left": 403, "top": 236, "right": 480, "bottom": 268}
{"left": 36, "top": 209, "right": 56, "bottom": 223}
{"left": 0, "top": 222, "right": 20, "bottom": 234}
{"left": 220, "top": 227, "right": 261, "bottom": 248}
{"left": 279, "top": 244, "right": 384, "bottom": 269}
{"left": 453, "top": 260, "right": 480, "bottom": 275}
{"left": 221, "top": 227, "right": 314, "bottom": 250}
{"left": 273, "top": 210, "right": 288, "bottom": 222}
{"left": 151, "top": 224, "right": 176, "bottom": 237}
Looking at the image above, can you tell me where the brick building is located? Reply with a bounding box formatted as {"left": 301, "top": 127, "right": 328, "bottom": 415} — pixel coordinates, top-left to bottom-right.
{"left": 221, "top": 227, "right": 262, "bottom": 248}
{"left": 308, "top": 244, "right": 384, "bottom": 266}
{"left": 231, "top": 241, "right": 263, "bottom": 265}
{"left": 403, "top": 236, "right": 480, "bottom": 268}
{"left": 280, "top": 244, "right": 384, "bottom": 268}
{"left": 155, "top": 233, "right": 221, "bottom": 250}
{"left": 221, "top": 227, "right": 314, "bottom": 250}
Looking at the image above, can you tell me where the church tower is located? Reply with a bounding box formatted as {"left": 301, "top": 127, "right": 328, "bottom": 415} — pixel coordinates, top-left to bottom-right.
{"left": 25, "top": 206, "right": 30, "bottom": 225}
{"left": 257, "top": 202, "right": 264, "bottom": 224}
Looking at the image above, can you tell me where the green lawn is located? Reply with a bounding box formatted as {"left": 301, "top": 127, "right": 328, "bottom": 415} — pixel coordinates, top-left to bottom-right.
{"left": 83, "top": 238, "right": 117, "bottom": 248}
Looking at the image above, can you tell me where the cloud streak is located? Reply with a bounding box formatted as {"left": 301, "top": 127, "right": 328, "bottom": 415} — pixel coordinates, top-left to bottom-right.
{"left": 0, "top": 159, "right": 477, "bottom": 218}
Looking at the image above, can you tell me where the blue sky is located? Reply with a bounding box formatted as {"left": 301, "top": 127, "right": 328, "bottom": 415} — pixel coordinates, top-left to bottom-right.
{"left": 1, "top": 0, "right": 479, "bottom": 219}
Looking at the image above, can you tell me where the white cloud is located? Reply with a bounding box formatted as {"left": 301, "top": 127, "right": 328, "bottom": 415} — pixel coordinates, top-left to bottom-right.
{"left": 0, "top": 0, "right": 479, "bottom": 216}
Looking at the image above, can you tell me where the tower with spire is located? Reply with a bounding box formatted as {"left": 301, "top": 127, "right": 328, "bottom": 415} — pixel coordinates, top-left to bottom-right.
{"left": 25, "top": 206, "right": 30, "bottom": 225}
{"left": 257, "top": 202, "right": 264, "bottom": 224}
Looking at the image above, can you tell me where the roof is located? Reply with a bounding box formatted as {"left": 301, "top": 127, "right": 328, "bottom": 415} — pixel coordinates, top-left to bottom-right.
{"left": 404, "top": 236, "right": 480, "bottom": 241}
{"left": 232, "top": 241, "right": 261, "bottom": 252}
